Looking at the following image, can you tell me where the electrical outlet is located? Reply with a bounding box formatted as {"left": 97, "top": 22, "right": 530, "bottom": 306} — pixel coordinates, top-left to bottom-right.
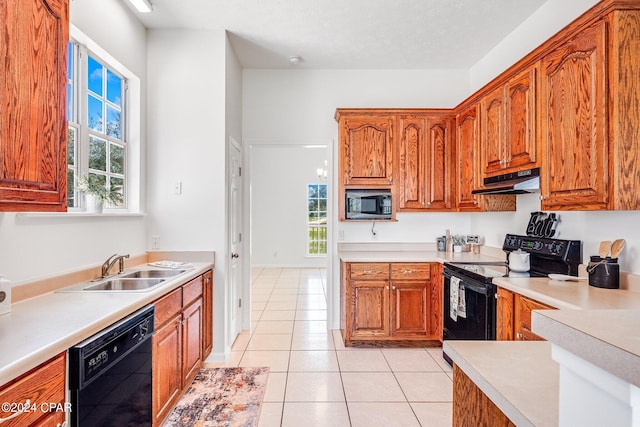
{"left": 173, "top": 181, "right": 182, "bottom": 195}
{"left": 151, "top": 235, "right": 160, "bottom": 249}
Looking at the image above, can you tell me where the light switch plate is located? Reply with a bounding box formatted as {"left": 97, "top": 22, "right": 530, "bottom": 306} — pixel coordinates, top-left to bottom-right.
{"left": 173, "top": 181, "right": 182, "bottom": 195}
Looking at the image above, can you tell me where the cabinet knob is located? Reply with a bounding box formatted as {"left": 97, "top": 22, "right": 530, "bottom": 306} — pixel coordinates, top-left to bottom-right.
{"left": 231, "top": 253, "right": 239, "bottom": 259}
{"left": 516, "top": 333, "right": 523, "bottom": 339}
{"left": 386, "top": 286, "right": 390, "bottom": 290}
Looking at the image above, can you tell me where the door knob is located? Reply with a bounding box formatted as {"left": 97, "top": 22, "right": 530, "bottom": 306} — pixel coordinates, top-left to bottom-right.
{"left": 231, "top": 253, "right": 239, "bottom": 258}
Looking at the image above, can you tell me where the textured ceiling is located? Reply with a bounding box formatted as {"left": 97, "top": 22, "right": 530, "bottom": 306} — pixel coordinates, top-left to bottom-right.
{"left": 131, "top": 0, "right": 548, "bottom": 69}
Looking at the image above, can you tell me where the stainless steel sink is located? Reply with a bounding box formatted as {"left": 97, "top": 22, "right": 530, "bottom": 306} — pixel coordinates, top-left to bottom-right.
{"left": 83, "top": 278, "right": 166, "bottom": 291}
{"left": 120, "top": 269, "right": 186, "bottom": 279}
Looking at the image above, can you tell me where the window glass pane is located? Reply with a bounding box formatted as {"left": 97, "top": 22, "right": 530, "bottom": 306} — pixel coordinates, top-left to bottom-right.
{"left": 89, "top": 136, "right": 107, "bottom": 171}
{"left": 88, "top": 95, "right": 103, "bottom": 132}
{"left": 88, "top": 56, "right": 103, "bottom": 96}
{"left": 308, "top": 184, "right": 318, "bottom": 198}
{"left": 106, "top": 69, "right": 122, "bottom": 106}
{"left": 67, "top": 128, "right": 75, "bottom": 165}
{"left": 88, "top": 172, "right": 106, "bottom": 189}
{"left": 110, "top": 177, "right": 124, "bottom": 207}
{"left": 319, "top": 185, "right": 327, "bottom": 198}
{"left": 67, "top": 43, "right": 74, "bottom": 121}
{"left": 319, "top": 199, "right": 326, "bottom": 211}
{"left": 106, "top": 106, "right": 121, "bottom": 139}
{"left": 308, "top": 199, "right": 318, "bottom": 212}
{"left": 67, "top": 169, "right": 75, "bottom": 207}
{"left": 110, "top": 143, "right": 124, "bottom": 174}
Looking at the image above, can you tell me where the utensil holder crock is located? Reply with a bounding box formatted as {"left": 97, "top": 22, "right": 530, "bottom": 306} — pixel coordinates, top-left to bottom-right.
{"left": 587, "top": 255, "right": 620, "bottom": 289}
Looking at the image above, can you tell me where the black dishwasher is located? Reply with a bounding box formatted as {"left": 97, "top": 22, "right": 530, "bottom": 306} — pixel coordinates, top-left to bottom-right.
{"left": 69, "top": 306, "right": 154, "bottom": 427}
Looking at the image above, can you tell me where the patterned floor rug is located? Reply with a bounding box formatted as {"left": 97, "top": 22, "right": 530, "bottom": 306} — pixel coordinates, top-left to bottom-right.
{"left": 163, "top": 367, "right": 270, "bottom": 427}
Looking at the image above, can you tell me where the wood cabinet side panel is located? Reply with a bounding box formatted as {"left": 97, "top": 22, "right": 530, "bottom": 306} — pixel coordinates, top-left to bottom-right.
{"left": 182, "top": 299, "right": 203, "bottom": 388}
{"left": 496, "top": 287, "right": 515, "bottom": 341}
{"left": 153, "top": 316, "right": 182, "bottom": 426}
{"left": 429, "top": 263, "right": 443, "bottom": 340}
{"left": 455, "top": 105, "right": 482, "bottom": 211}
{"left": 202, "top": 270, "right": 213, "bottom": 358}
{"left": 453, "top": 365, "right": 516, "bottom": 427}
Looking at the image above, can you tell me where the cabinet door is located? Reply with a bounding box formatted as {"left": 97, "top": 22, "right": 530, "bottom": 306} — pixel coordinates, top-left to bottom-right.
{"left": 349, "top": 280, "right": 390, "bottom": 338}
{"left": 504, "top": 66, "right": 537, "bottom": 172}
{"left": 340, "top": 115, "right": 394, "bottom": 186}
{"left": 202, "top": 271, "right": 213, "bottom": 359}
{"left": 429, "top": 263, "right": 444, "bottom": 341}
{"left": 541, "top": 21, "right": 609, "bottom": 210}
{"left": 390, "top": 280, "right": 428, "bottom": 337}
{"left": 481, "top": 86, "right": 506, "bottom": 175}
{"left": 0, "top": 0, "right": 69, "bottom": 211}
{"left": 496, "top": 287, "right": 515, "bottom": 341}
{"left": 398, "top": 115, "right": 427, "bottom": 209}
{"left": 182, "top": 298, "right": 203, "bottom": 387}
{"left": 425, "top": 116, "right": 454, "bottom": 210}
{"left": 456, "top": 104, "right": 482, "bottom": 211}
{"left": 153, "top": 315, "right": 182, "bottom": 426}
{"left": 514, "top": 295, "right": 554, "bottom": 341}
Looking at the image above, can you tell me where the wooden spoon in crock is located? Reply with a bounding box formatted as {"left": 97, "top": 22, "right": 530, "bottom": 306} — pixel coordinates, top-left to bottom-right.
{"left": 610, "top": 239, "right": 626, "bottom": 259}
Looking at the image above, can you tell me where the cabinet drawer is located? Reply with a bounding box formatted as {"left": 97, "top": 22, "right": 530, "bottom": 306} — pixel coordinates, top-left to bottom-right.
{"left": 349, "top": 263, "right": 389, "bottom": 280}
{"left": 0, "top": 353, "right": 65, "bottom": 427}
{"left": 155, "top": 288, "right": 182, "bottom": 327}
{"left": 183, "top": 276, "right": 203, "bottom": 307}
{"left": 391, "top": 263, "right": 431, "bottom": 280}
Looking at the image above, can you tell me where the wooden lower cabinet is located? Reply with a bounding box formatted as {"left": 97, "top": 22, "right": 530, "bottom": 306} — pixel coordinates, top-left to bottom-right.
{"left": 153, "top": 272, "right": 210, "bottom": 426}
{"left": 496, "top": 287, "right": 554, "bottom": 341}
{"left": 202, "top": 270, "right": 213, "bottom": 358}
{"left": 0, "top": 353, "right": 66, "bottom": 427}
{"left": 453, "top": 364, "right": 515, "bottom": 427}
{"left": 343, "top": 262, "right": 442, "bottom": 344}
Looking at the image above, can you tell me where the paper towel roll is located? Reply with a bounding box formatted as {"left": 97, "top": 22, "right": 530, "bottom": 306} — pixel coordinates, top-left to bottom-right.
{"left": 0, "top": 275, "right": 11, "bottom": 316}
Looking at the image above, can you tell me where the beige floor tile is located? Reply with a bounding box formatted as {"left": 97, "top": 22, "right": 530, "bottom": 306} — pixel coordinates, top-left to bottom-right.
{"left": 291, "top": 333, "right": 335, "bottom": 351}
{"left": 269, "top": 288, "right": 299, "bottom": 295}
{"left": 395, "top": 372, "right": 453, "bottom": 402}
{"left": 263, "top": 372, "right": 288, "bottom": 402}
{"left": 331, "top": 329, "right": 347, "bottom": 350}
{"left": 231, "top": 332, "right": 251, "bottom": 351}
{"left": 252, "top": 301, "right": 267, "bottom": 311}
{"left": 253, "top": 320, "right": 295, "bottom": 334}
{"left": 296, "top": 299, "right": 327, "bottom": 310}
{"left": 281, "top": 402, "right": 350, "bottom": 427}
{"left": 341, "top": 372, "right": 406, "bottom": 402}
{"left": 427, "top": 348, "right": 453, "bottom": 372}
{"left": 202, "top": 350, "right": 242, "bottom": 368}
{"left": 348, "top": 402, "right": 421, "bottom": 427}
{"left": 260, "top": 310, "right": 296, "bottom": 321}
{"left": 298, "top": 286, "right": 325, "bottom": 295}
{"left": 239, "top": 350, "right": 290, "bottom": 372}
{"left": 410, "top": 402, "right": 453, "bottom": 426}
{"left": 297, "top": 294, "right": 326, "bottom": 303}
{"left": 274, "top": 282, "right": 299, "bottom": 289}
{"left": 252, "top": 294, "right": 271, "bottom": 302}
{"left": 293, "top": 320, "right": 327, "bottom": 334}
{"left": 265, "top": 301, "right": 297, "bottom": 311}
{"left": 251, "top": 310, "right": 263, "bottom": 321}
{"left": 288, "top": 350, "right": 339, "bottom": 372}
{"left": 246, "top": 334, "right": 292, "bottom": 351}
{"left": 382, "top": 349, "right": 443, "bottom": 372}
{"left": 336, "top": 350, "right": 390, "bottom": 372}
{"left": 267, "top": 294, "right": 298, "bottom": 302}
{"left": 285, "top": 372, "right": 345, "bottom": 402}
{"left": 295, "top": 309, "right": 327, "bottom": 321}
{"left": 258, "top": 402, "right": 283, "bottom": 427}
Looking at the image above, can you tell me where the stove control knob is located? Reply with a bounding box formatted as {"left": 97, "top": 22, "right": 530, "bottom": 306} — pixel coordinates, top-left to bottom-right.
{"left": 533, "top": 241, "right": 543, "bottom": 250}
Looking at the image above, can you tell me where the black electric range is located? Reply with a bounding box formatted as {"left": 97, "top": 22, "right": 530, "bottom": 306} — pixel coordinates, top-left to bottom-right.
{"left": 442, "top": 234, "right": 582, "bottom": 363}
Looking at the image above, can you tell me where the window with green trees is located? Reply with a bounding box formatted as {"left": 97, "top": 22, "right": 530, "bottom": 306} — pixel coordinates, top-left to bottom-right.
{"left": 307, "top": 184, "right": 327, "bottom": 255}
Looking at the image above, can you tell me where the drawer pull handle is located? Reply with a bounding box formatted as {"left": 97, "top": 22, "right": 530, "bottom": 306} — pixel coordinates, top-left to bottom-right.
{"left": 363, "top": 270, "right": 376, "bottom": 274}
{"left": 403, "top": 270, "right": 413, "bottom": 274}
{"left": 0, "top": 399, "right": 31, "bottom": 423}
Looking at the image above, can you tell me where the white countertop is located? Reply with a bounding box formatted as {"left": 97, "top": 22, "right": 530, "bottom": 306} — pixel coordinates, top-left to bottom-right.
{"left": 0, "top": 262, "right": 212, "bottom": 386}
{"left": 533, "top": 309, "right": 640, "bottom": 388}
{"left": 444, "top": 341, "right": 558, "bottom": 427}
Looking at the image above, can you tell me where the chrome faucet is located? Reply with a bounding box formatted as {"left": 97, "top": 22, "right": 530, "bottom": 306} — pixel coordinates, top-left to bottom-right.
{"left": 101, "top": 253, "right": 130, "bottom": 278}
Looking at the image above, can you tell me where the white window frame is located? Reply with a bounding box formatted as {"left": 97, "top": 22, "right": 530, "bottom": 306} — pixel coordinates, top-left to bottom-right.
{"left": 68, "top": 25, "right": 142, "bottom": 213}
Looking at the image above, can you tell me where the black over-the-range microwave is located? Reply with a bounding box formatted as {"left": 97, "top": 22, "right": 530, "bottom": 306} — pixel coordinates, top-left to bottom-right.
{"left": 345, "top": 189, "right": 392, "bottom": 220}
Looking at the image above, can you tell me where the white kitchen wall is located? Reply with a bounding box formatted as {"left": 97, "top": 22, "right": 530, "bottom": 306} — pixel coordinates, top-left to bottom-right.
{"left": 469, "top": 0, "right": 640, "bottom": 275}
{"left": 147, "top": 29, "right": 242, "bottom": 359}
{"left": 0, "top": 0, "right": 147, "bottom": 284}
{"left": 250, "top": 144, "right": 328, "bottom": 268}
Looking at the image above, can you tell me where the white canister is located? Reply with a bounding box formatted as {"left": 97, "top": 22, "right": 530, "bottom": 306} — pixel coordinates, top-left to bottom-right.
{"left": 509, "top": 250, "right": 531, "bottom": 272}
{"left": 0, "top": 275, "right": 11, "bottom": 316}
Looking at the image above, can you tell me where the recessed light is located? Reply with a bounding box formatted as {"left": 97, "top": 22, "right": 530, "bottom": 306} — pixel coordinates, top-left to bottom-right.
{"left": 289, "top": 55, "right": 303, "bottom": 65}
{"left": 128, "top": 0, "right": 153, "bottom": 13}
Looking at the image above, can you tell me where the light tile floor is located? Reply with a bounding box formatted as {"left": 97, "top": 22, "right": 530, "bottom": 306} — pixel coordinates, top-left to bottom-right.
{"left": 204, "top": 268, "right": 453, "bottom": 426}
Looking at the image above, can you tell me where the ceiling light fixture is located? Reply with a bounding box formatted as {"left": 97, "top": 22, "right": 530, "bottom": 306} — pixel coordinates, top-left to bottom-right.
{"left": 128, "top": 0, "right": 153, "bottom": 13}
{"left": 289, "top": 55, "right": 303, "bottom": 65}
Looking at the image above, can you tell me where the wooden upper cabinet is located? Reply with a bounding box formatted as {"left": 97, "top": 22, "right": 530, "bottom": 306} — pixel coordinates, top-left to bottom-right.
{"left": 0, "top": 0, "right": 69, "bottom": 211}
{"left": 540, "top": 20, "right": 609, "bottom": 210}
{"left": 339, "top": 114, "right": 394, "bottom": 186}
{"left": 481, "top": 66, "right": 537, "bottom": 177}
{"left": 425, "top": 115, "right": 454, "bottom": 210}
{"left": 455, "top": 104, "right": 481, "bottom": 211}
{"left": 398, "top": 115, "right": 427, "bottom": 210}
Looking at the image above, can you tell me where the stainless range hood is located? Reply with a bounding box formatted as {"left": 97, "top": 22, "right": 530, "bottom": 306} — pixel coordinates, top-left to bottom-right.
{"left": 472, "top": 167, "right": 540, "bottom": 195}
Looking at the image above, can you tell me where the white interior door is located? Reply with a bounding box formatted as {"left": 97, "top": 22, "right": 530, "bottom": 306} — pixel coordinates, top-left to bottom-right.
{"left": 229, "top": 139, "right": 243, "bottom": 342}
